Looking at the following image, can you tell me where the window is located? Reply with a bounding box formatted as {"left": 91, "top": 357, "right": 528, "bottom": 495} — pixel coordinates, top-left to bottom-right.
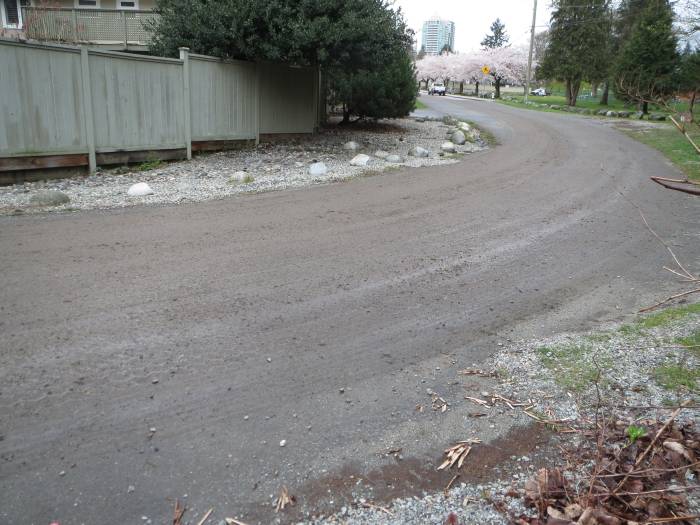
{"left": 118, "top": 0, "right": 138, "bottom": 9}
{"left": 75, "top": 0, "right": 99, "bottom": 8}
{"left": 1, "top": 0, "right": 22, "bottom": 28}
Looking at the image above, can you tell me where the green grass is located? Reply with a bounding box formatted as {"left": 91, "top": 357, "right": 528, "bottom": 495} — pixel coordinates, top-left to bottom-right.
{"left": 136, "top": 159, "right": 164, "bottom": 172}
{"left": 621, "top": 126, "right": 700, "bottom": 181}
{"left": 639, "top": 302, "right": 700, "bottom": 329}
{"left": 653, "top": 364, "right": 699, "bottom": 391}
{"left": 676, "top": 329, "right": 700, "bottom": 356}
{"left": 535, "top": 343, "right": 611, "bottom": 392}
{"left": 414, "top": 99, "right": 428, "bottom": 110}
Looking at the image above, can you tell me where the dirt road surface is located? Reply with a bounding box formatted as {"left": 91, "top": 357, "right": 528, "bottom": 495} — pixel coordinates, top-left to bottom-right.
{"left": 1, "top": 96, "right": 698, "bottom": 524}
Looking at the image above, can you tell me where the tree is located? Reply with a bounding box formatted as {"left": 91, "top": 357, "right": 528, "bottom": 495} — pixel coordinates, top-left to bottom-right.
{"left": 149, "top": 0, "right": 416, "bottom": 122}
{"left": 332, "top": 53, "right": 417, "bottom": 120}
{"left": 481, "top": 18, "right": 509, "bottom": 49}
{"left": 481, "top": 46, "right": 529, "bottom": 98}
{"left": 417, "top": 46, "right": 426, "bottom": 60}
{"left": 677, "top": 46, "right": 699, "bottom": 121}
{"left": 614, "top": 0, "right": 679, "bottom": 114}
{"left": 539, "top": 0, "right": 612, "bottom": 106}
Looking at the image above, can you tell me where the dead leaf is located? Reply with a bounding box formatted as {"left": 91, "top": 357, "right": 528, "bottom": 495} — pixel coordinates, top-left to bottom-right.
{"left": 663, "top": 440, "right": 691, "bottom": 461}
{"left": 225, "top": 519, "right": 249, "bottom": 525}
{"left": 274, "top": 486, "right": 296, "bottom": 512}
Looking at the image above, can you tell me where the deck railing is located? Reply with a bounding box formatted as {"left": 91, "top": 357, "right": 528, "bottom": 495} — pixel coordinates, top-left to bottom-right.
{"left": 20, "top": 7, "right": 158, "bottom": 47}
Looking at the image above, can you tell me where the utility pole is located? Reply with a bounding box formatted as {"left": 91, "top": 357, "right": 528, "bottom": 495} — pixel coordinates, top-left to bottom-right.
{"left": 524, "top": 0, "right": 538, "bottom": 104}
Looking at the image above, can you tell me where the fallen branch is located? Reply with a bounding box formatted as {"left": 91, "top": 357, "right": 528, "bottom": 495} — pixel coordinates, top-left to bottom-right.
{"left": 639, "top": 287, "right": 700, "bottom": 313}
{"left": 173, "top": 499, "right": 186, "bottom": 525}
{"left": 651, "top": 176, "right": 700, "bottom": 196}
{"left": 196, "top": 508, "right": 213, "bottom": 525}
{"left": 361, "top": 502, "right": 394, "bottom": 516}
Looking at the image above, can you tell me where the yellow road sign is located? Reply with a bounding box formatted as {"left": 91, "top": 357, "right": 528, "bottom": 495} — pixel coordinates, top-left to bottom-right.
{"left": 481, "top": 66, "right": 490, "bottom": 75}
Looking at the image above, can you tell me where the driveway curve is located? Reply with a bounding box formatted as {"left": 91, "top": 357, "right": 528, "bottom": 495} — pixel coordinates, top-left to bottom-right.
{"left": 1, "top": 95, "right": 698, "bottom": 524}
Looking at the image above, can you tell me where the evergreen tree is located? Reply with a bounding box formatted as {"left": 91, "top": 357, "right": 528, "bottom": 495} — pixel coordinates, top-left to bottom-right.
{"left": 149, "top": 0, "right": 416, "bottom": 121}
{"left": 481, "top": 19, "right": 509, "bottom": 49}
{"left": 614, "top": 0, "right": 679, "bottom": 114}
{"left": 677, "top": 46, "right": 699, "bottom": 120}
{"left": 539, "top": 0, "right": 611, "bottom": 106}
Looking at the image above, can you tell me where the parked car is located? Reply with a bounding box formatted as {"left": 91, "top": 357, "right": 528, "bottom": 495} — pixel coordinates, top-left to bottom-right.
{"left": 530, "top": 87, "right": 549, "bottom": 96}
{"left": 429, "top": 82, "right": 446, "bottom": 96}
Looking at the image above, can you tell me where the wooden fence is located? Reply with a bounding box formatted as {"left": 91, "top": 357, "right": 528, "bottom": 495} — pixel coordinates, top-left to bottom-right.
{"left": 0, "top": 39, "right": 320, "bottom": 180}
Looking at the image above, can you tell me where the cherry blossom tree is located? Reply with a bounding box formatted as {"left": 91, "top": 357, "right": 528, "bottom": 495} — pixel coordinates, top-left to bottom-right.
{"left": 416, "top": 46, "right": 530, "bottom": 97}
{"left": 477, "top": 45, "right": 529, "bottom": 98}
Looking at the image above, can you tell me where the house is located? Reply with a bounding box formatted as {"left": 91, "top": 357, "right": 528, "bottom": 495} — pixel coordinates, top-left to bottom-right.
{"left": 1, "top": 0, "right": 158, "bottom": 50}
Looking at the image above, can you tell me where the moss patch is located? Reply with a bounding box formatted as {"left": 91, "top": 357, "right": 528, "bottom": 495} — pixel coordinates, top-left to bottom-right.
{"left": 653, "top": 364, "right": 699, "bottom": 391}
{"left": 536, "top": 343, "right": 611, "bottom": 392}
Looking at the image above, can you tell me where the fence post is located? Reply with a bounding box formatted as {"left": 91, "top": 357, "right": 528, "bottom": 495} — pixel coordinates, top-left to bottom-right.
{"left": 179, "top": 47, "right": 192, "bottom": 160}
{"left": 255, "top": 63, "right": 261, "bottom": 145}
{"left": 72, "top": 10, "right": 78, "bottom": 42}
{"left": 80, "top": 46, "right": 97, "bottom": 174}
{"left": 122, "top": 11, "right": 128, "bottom": 49}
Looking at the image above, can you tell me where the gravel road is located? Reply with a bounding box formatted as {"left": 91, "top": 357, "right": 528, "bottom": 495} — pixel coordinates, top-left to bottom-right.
{"left": 1, "top": 95, "right": 698, "bottom": 525}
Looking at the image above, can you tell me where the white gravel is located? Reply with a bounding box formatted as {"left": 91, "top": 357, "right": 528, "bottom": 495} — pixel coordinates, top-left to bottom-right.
{"left": 0, "top": 117, "right": 486, "bottom": 215}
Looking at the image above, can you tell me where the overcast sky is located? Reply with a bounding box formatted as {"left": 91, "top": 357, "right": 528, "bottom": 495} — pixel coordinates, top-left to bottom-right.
{"left": 394, "top": 0, "right": 554, "bottom": 52}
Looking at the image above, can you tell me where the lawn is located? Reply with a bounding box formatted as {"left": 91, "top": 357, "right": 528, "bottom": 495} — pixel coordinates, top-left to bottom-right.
{"left": 414, "top": 98, "right": 428, "bottom": 110}
{"left": 622, "top": 125, "right": 700, "bottom": 181}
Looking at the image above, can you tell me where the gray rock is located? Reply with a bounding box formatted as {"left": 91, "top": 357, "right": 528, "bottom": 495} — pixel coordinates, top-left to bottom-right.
{"left": 457, "top": 121, "right": 471, "bottom": 132}
{"left": 309, "top": 162, "right": 328, "bottom": 176}
{"left": 451, "top": 130, "right": 466, "bottom": 145}
{"left": 29, "top": 190, "right": 70, "bottom": 207}
{"left": 349, "top": 154, "right": 371, "bottom": 167}
{"left": 385, "top": 154, "right": 403, "bottom": 163}
{"left": 606, "top": 111, "right": 619, "bottom": 117}
{"left": 343, "top": 141, "right": 360, "bottom": 151}
{"left": 597, "top": 109, "right": 609, "bottom": 116}
{"left": 374, "top": 150, "right": 390, "bottom": 159}
{"left": 634, "top": 111, "right": 645, "bottom": 120}
{"left": 441, "top": 141, "right": 456, "bottom": 153}
{"left": 618, "top": 111, "right": 632, "bottom": 118}
{"left": 414, "top": 117, "right": 426, "bottom": 123}
{"left": 649, "top": 114, "right": 666, "bottom": 121}
{"left": 409, "top": 146, "right": 429, "bottom": 158}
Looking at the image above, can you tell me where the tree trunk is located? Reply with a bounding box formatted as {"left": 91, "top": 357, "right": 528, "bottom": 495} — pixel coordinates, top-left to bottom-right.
{"left": 475, "top": 81, "right": 479, "bottom": 96}
{"left": 565, "top": 79, "right": 581, "bottom": 106}
{"left": 459, "top": 81, "right": 464, "bottom": 94}
{"left": 342, "top": 105, "right": 350, "bottom": 124}
{"left": 600, "top": 82, "right": 609, "bottom": 106}
{"left": 688, "top": 90, "right": 696, "bottom": 122}
{"left": 591, "top": 82, "right": 598, "bottom": 97}
{"left": 495, "top": 78, "right": 501, "bottom": 99}
{"left": 642, "top": 101, "right": 648, "bottom": 115}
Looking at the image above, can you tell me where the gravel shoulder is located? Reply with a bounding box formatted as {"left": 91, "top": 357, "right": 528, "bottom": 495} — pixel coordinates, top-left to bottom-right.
{"left": 305, "top": 302, "right": 699, "bottom": 525}
{"left": 0, "top": 117, "right": 485, "bottom": 215}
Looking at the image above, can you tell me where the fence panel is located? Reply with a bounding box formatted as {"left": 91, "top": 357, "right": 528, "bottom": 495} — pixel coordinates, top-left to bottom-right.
{"left": 259, "top": 64, "right": 316, "bottom": 134}
{"left": 1, "top": 39, "right": 319, "bottom": 176}
{"left": 0, "top": 42, "right": 86, "bottom": 156}
{"left": 88, "top": 51, "right": 186, "bottom": 151}
{"left": 189, "top": 56, "right": 257, "bottom": 141}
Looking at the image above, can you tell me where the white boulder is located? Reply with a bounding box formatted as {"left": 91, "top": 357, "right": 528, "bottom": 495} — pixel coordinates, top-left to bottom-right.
{"left": 458, "top": 121, "right": 471, "bottom": 132}
{"left": 441, "top": 142, "right": 456, "bottom": 153}
{"left": 350, "top": 154, "right": 371, "bottom": 167}
{"left": 409, "top": 146, "right": 429, "bottom": 158}
{"left": 127, "top": 182, "right": 154, "bottom": 197}
{"left": 343, "top": 141, "right": 360, "bottom": 151}
{"left": 309, "top": 162, "right": 328, "bottom": 176}
{"left": 230, "top": 171, "right": 248, "bottom": 182}
{"left": 374, "top": 150, "right": 390, "bottom": 159}
{"left": 451, "top": 130, "right": 467, "bottom": 145}
{"left": 385, "top": 154, "right": 403, "bottom": 163}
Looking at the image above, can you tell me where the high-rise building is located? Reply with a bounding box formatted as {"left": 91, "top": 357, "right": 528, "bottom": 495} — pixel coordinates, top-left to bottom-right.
{"left": 420, "top": 16, "right": 455, "bottom": 55}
